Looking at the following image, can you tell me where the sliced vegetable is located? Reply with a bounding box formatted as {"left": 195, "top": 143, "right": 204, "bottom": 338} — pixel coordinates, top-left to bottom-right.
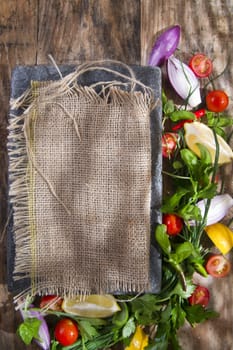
{"left": 125, "top": 326, "right": 149, "bottom": 350}
{"left": 188, "top": 285, "right": 210, "bottom": 307}
{"left": 162, "top": 132, "right": 178, "bottom": 158}
{"left": 184, "top": 121, "right": 233, "bottom": 164}
{"left": 191, "top": 194, "right": 233, "bottom": 226}
{"left": 206, "top": 90, "right": 229, "bottom": 112}
{"left": 205, "top": 254, "right": 231, "bottom": 278}
{"left": 62, "top": 294, "right": 120, "bottom": 318}
{"left": 167, "top": 55, "right": 202, "bottom": 107}
{"left": 163, "top": 213, "right": 183, "bottom": 236}
{"left": 189, "top": 53, "right": 213, "bottom": 78}
{"left": 54, "top": 318, "right": 79, "bottom": 346}
{"left": 205, "top": 223, "right": 233, "bottom": 254}
{"left": 39, "top": 295, "right": 62, "bottom": 311}
{"left": 148, "top": 25, "right": 181, "bottom": 66}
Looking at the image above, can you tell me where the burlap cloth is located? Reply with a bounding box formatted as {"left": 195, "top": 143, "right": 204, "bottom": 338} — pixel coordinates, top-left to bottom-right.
{"left": 8, "top": 64, "right": 160, "bottom": 296}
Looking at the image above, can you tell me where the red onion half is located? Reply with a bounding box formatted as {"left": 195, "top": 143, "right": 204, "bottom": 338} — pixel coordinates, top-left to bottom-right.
{"left": 148, "top": 25, "right": 181, "bottom": 66}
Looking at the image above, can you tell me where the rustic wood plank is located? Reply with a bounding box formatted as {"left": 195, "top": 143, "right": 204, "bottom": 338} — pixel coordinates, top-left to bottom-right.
{"left": 141, "top": 1, "right": 233, "bottom": 349}
{"left": 1, "top": 0, "right": 233, "bottom": 349}
{"left": 0, "top": 1, "right": 140, "bottom": 349}
{"left": 37, "top": 0, "right": 141, "bottom": 64}
{"left": 0, "top": 1, "right": 38, "bottom": 349}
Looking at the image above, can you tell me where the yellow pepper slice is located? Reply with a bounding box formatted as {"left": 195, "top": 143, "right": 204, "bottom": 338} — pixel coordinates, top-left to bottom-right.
{"left": 205, "top": 223, "right": 233, "bottom": 254}
{"left": 125, "top": 326, "right": 149, "bottom": 350}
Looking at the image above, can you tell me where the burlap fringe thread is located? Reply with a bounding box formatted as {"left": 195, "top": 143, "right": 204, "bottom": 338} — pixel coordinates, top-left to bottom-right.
{"left": 8, "top": 62, "right": 158, "bottom": 300}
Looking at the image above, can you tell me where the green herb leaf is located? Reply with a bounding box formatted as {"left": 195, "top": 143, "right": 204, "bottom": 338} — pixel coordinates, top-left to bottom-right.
{"left": 170, "top": 110, "right": 195, "bottom": 122}
{"left": 78, "top": 320, "right": 99, "bottom": 342}
{"left": 163, "top": 99, "right": 175, "bottom": 115}
{"left": 173, "top": 242, "right": 194, "bottom": 263}
{"left": 130, "top": 294, "right": 161, "bottom": 325}
{"left": 122, "top": 317, "right": 136, "bottom": 339}
{"left": 178, "top": 203, "right": 201, "bottom": 221}
{"left": 17, "top": 317, "right": 41, "bottom": 345}
{"left": 155, "top": 224, "right": 171, "bottom": 255}
{"left": 184, "top": 304, "right": 219, "bottom": 326}
{"left": 51, "top": 340, "right": 59, "bottom": 350}
{"left": 197, "top": 143, "right": 212, "bottom": 164}
{"left": 171, "top": 278, "right": 195, "bottom": 299}
{"left": 171, "top": 298, "right": 186, "bottom": 329}
{"left": 162, "top": 188, "right": 190, "bottom": 213}
{"left": 197, "top": 182, "right": 217, "bottom": 200}
{"left": 180, "top": 149, "right": 198, "bottom": 172}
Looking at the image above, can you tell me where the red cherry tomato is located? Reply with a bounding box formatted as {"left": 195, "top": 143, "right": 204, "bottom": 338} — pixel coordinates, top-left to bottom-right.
{"left": 39, "top": 295, "right": 63, "bottom": 311}
{"left": 54, "top": 318, "right": 79, "bottom": 346}
{"left": 205, "top": 254, "right": 231, "bottom": 278}
{"left": 206, "top": 90, "right": 229, "bottom": 112}
{"left": 188, "top": 285, "right": 210, "bottom": 307}
{"left": 189, "top": 54, "right": 213, "bottom": 78}
{"left": 162, "top": 133, "right": 178, "bottom": 158}
{"left": 162, "top": 214, "right": 183, "bottom": 236}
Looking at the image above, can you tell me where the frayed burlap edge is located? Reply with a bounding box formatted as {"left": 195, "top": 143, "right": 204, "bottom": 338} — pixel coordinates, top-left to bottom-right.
{"left": 8, "top": 62, "right": 158, "bottom": 300}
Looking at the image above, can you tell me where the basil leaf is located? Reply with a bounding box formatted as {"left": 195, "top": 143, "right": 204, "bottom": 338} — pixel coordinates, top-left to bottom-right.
{"left": 174, "top": 242, "right": 194, "bottom": 263}
{"left": 155, "top": 224, "right": 171, "bottom": 255}
{"left": 170, "top": 110, "right": 195, "bottom": 122}
{"left": 163, "top": 99, "right": 175, "bottom": 115}
{"left": 196, "top": 143, "right": 212, "bottom": 164}
{"left": 180, "top": 149, "right": 198, "bottom": 171}
{"left": 197, "top": 182, "right": 217, "bottom": 200}
{"left": 17, "top": 318, "right": 41, "bottom": 345}
{"left": 162, "top": 188, "right": 190, "bottom": 212}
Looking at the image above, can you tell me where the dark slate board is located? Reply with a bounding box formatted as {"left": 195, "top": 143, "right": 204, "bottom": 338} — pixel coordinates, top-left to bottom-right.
{"left": 7, "top": 63, "right": 162, "bottom": 294}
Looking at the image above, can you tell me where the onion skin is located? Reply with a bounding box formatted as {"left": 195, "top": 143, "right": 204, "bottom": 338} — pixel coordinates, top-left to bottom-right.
{"left": 148, "top": 25, "right": 181, "bottom": 66}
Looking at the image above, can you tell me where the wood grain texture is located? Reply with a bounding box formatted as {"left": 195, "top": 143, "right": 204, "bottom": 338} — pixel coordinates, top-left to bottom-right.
{"left": 0, "top": 0, "right": 233, "bottom": 349}
{"left": 37, "top": 0, "right": 141, "bottom": 64}
{"left": 0, "top": 2, "right": 38, "bottom": 349}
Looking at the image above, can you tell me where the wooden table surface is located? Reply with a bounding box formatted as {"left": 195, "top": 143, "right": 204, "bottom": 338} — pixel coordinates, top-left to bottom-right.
{"left": 0, "top": 1, "right": 233, "bottom": 349}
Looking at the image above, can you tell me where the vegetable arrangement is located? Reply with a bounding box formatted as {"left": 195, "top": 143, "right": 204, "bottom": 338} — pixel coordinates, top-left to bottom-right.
{"left": 17, "top": 25, "right": 233, "bottom": 350}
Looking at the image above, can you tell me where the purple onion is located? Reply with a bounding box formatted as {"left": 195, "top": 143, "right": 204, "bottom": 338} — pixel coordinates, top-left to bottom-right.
{"left": 148, "top": 25, "right": 181, "bottom": 66}
{"left": 167, "top": 55, "right": 202, "bottom": 108}
{"left": 20, "top": 306, "right": 50, "bottom": 350}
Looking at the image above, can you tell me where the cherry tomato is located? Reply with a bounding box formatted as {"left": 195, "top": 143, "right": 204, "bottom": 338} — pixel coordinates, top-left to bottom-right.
{"left": 162, "top": 133, "right": 178, "bottom": 158}
{"left": 162, "top": 213, "right": 183, "bottom": 236}
{"left": 205, "top": 254, "right": 231, "bottom": 278}
{"left": 206, "top": 90, "right": 229, "bottom": 112}
{"left": 189, "top": 54, "right": 213, "bottom": 78}
{"left": 39, "top": 295, "right": 63, "bottom": 311}
{"left": 54, "top": 318, "right": 79, "bottom": 346}
{"left": 188, "top": 285, "right": 210, "bottom": 307}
